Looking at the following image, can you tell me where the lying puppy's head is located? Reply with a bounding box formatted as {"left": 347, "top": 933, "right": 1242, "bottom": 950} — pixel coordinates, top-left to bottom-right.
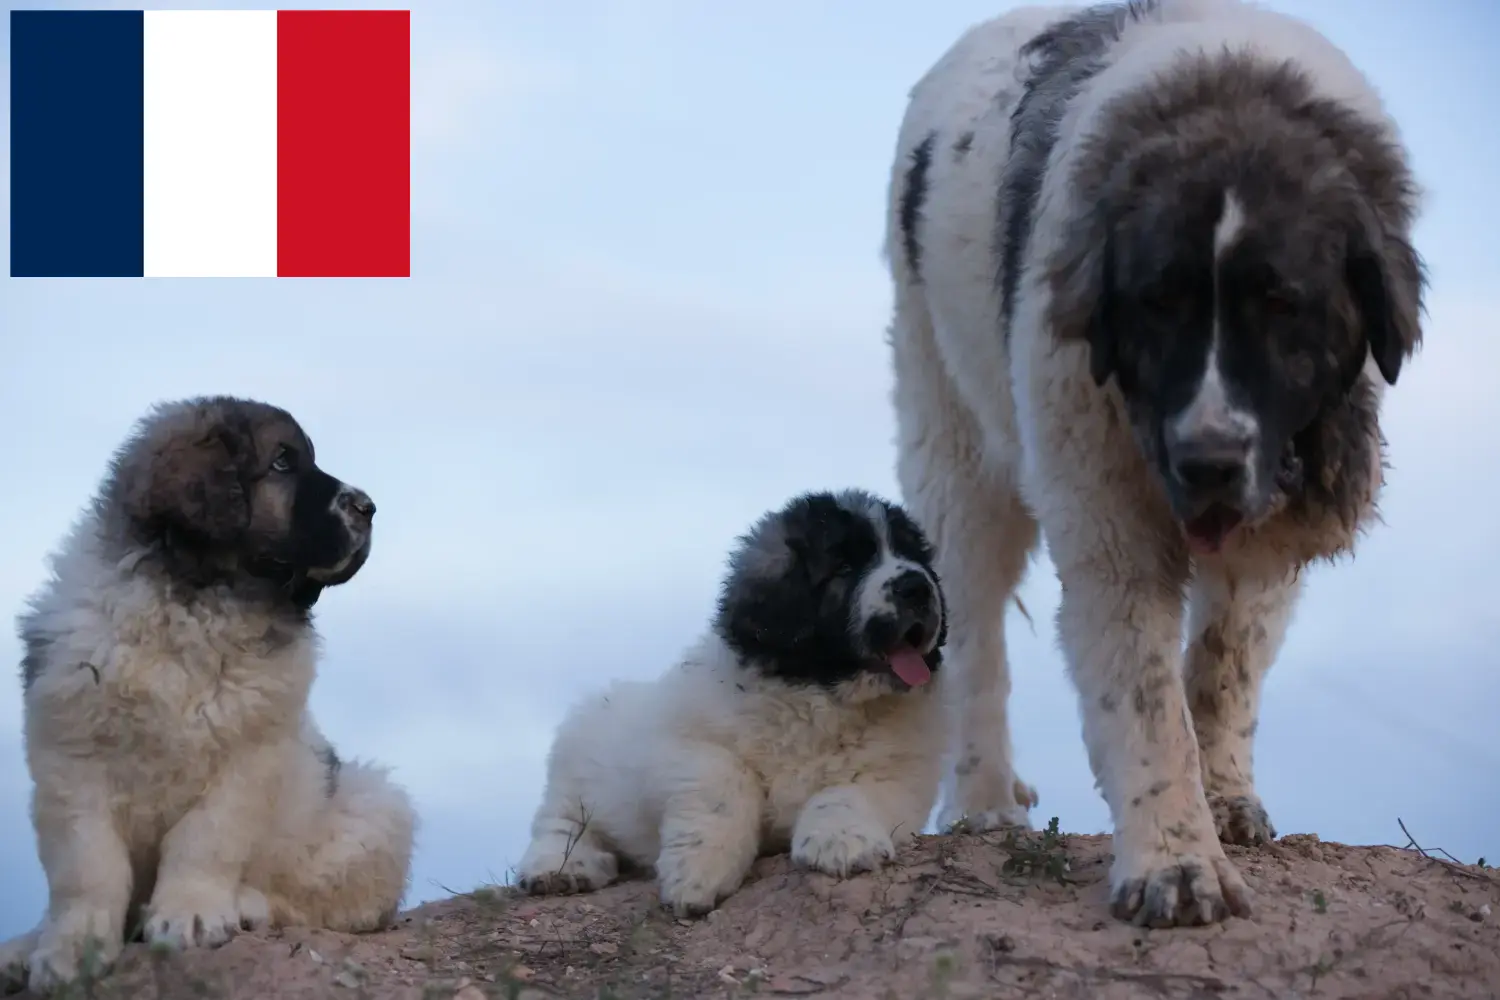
{"left": 714, "top": 489, "right": 946, "bottom": 699}
{"left": 101, "top": 395, "right": 374, "bottom": 609}
{"left": 1046, "top": 54, "right": 1425, "bottom": 553}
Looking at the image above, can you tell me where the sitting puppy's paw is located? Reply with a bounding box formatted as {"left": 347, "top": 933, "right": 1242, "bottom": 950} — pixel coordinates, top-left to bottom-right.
{"left": 792, "top": 810, "right": 896, "bottom": 878}
{"left": 143, "top": 879, "right": 243, "bottom": 950}
{"left": 516, "top": 840, "right": 618, "bottom": 897}
{"left": 27, "top": 910, "right": 121, "bottom": 994}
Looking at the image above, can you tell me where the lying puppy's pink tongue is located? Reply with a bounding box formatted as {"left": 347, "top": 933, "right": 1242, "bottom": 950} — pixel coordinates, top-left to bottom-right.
{"left": 889, "top": 647, "right": 932, "bottom": 687}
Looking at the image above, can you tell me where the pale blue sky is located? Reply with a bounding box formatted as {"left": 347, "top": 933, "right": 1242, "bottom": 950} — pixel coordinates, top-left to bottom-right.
{"left": 1, "top": 0, "right": 1496, "bottom": 937}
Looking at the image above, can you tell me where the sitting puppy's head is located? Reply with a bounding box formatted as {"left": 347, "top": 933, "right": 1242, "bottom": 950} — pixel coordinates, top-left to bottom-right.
{"left": 714, "top": 489, "right": 946, "bottom": 699}
{"left": 102, "top": 395, "right": 374, "bottom": 609}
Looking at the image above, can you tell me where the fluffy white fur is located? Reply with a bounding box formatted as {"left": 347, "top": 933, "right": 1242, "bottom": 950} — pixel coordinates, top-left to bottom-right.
{"left": 1, "top": 494, "right": 415, "bottom": 993}
{"left": 887, "top": 0, "right": 1405, "bottom": 926}
{"left": 517, "top": 632, "right": 943, "bottom": 917}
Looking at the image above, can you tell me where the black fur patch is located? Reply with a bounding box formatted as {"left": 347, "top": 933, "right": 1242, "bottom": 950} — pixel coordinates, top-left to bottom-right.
{"left": 900, "top": 131, "right": 938, "bottom": 281}
{"left": 19, "top": 629, "right": 50, "bottom": 691}
{"left": 952, "top": 131, "right": 974, "bottom": 159}
{"left": 714, "top": 489, "right": 946, "bottom": 690}
{"left": 317, "top": 742, "right": 342, "bottom": 799}
{"left": 997, "top": 0, "right": 1159, "bottom": 330}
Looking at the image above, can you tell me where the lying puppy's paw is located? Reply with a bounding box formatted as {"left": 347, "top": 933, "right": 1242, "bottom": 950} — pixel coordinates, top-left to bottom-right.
{"left": 792, "top": 812, "right": 896, "bottom": 878}
{"left": 144, "top": 878, "right": 242, "bottom": 950}
{"left": 516, "top": 839, "right": 618, "bottom": 897}
{"left": 235, "top": 886, "right": 273, "bottom": 931}
{"left": 0, "top": 928, "right": 37, "bottom": 994}
{"left": 27, "top": 909, "right": 121, "bottom": 994}
{"left": 655, "top": 846, "right": 746, "bottom": 919}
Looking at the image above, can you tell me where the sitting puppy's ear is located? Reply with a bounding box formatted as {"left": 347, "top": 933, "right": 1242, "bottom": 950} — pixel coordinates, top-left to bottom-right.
{"left": 120, "top": 422, "right": 250, "bottom": 545}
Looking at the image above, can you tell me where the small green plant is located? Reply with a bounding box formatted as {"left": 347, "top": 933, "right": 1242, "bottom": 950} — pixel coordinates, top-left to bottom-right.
{"left": 999, "top": 816, "right": 1071, "bottom": 883}
{"left": 1311, "top": 889, "right": 1327, "bottom": 913}
{"left": 929, "top": 951, "right": 958, "bottom": 999}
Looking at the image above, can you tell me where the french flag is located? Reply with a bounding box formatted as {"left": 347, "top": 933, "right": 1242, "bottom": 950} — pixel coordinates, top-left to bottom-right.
{"left": 10, "top": 9, "right": 410, "bottom": 278}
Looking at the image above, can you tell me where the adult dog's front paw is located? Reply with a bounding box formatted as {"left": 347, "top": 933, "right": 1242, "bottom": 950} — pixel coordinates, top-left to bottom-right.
{"left": 1208, "top": 793, "right": 1277, "bottom": 847}
{"left": 26, "top": 909, "right": 121, "bottom": 994}
{"left": 143, "top": 879, "right": 243, "bottom": 949}
{"left": 1108, "top": 844, "right": 1254, "bottom": 928}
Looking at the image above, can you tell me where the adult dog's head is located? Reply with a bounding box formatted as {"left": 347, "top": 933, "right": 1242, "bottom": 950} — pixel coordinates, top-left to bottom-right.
{"left": 101, "top": 395, "right": 375, "bottom": 609}
{"left": 1046, "top": 52, "right": 1425, "bottom": 553}
{"left": 713, "top": 489, "right": 946, "bottom": 700}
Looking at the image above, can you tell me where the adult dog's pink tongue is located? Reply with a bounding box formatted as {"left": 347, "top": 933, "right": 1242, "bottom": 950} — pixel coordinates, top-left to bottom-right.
{"left": 889, "top": 648, "right": 932, "bottom": 687}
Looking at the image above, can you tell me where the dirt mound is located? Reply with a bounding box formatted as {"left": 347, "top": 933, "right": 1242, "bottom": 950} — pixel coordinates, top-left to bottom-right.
{"left": 5, "top": 829, "right": 1496, "bottom": 999}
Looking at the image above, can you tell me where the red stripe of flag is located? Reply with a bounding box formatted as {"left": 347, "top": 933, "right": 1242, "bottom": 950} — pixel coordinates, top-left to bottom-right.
{"left": 277, "top": 10, "right": 409, "bottom": 278}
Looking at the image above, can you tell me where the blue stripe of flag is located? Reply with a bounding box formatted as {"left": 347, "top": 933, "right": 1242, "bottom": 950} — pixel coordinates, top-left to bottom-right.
{"left": 10, "top": 11, "right": 145, "bottom": 278}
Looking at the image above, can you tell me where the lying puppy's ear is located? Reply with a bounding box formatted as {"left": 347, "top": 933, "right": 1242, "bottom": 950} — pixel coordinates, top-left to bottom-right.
{"left": 120, "top": 424, "right": 250, "bottom": 545}
{"left": 1346, "top": 204, "right": 1425, "bottom": 387}
{"left": 785, "top": 508, "right": 853, "bottom": 586}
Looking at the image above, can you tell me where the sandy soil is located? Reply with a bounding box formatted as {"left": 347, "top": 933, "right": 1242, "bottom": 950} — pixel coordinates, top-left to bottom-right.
{"left": 4, "top": 828, "right": 1496, "bottom": 999}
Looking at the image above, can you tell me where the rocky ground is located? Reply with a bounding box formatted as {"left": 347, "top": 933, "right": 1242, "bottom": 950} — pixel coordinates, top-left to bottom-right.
{"left": 4, "top": 826, "right": 1496, "bottom": 999}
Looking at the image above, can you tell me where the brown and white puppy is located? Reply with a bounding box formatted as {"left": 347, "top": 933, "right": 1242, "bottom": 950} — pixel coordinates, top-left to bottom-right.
{"left": 886, "top": 0, "right": 1423, "bottom": 927}
{"left": 0, "top": 396, "right": 415, "bottom": 993}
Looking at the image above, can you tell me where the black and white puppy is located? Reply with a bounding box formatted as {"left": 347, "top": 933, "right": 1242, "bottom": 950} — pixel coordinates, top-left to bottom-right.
{"left": 516, "top": 489, "right": 947, "bottom": 917}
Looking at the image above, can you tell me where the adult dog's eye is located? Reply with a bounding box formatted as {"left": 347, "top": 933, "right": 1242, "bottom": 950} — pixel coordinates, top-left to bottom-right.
{"left": 270, "top": 446, "right": 297, "bottom": 473}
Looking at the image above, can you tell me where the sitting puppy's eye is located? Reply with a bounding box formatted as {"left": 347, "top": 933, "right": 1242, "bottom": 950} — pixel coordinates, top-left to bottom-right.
{"left": 270, "top": 446, "right": 298, "bottom": 473}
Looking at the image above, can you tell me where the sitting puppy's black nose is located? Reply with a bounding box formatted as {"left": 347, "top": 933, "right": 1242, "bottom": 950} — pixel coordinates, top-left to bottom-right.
{"left": 338, "top": 488, "right": 376, "bottom": 521}
{"left": 890, "top": 570, "right": 932, "bottom": 610}
{"left": 1170, "top": 433, "right": 1250, "bottom": 494}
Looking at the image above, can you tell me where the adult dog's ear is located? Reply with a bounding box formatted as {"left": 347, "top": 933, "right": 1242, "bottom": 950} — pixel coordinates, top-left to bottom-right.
{"left": 1346, "top": 204, "right": 1425, "bottom": 387}
{"left": 1045, "top": 201, "right": 1117, "bottom": 387}
{"left": 119, "top": 422, "right": 250, "bottom": 545}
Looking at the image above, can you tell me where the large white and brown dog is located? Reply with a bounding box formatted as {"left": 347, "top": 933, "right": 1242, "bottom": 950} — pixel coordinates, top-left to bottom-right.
{"left": 886, "top": 0, "right": 1424, "bottom": 926}
{"left": 516, "top": 489, "right": 947, "bottom": 918}
{"left": 1, "top": 397, "right": 416, "bottom": 992}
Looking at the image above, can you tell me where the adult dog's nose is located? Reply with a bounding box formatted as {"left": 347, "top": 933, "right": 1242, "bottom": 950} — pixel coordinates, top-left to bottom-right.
{"left": 1168, "top": 430, "right": 1252, "bottom": 495}
{"left": 337, "top": 487, "right": 377, "bottom": 521}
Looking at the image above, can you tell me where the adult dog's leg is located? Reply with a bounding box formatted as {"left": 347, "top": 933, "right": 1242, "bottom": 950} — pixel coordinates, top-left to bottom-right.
{"left": 1185, "top": 567, "right": 1302, "bottom": 846}
{"left": 891, "top": 288, "right": 1039, "bottom": 832}
{"left": 144, "top": 745, "right": 284, "bottom": 949}
{"left": 655, "top": 745, "right": 761, "bottom": 919}
{"left": 25, "top": 759, "right": 133, "bottom": 992}
{"left": 249, "top": 761, "right": 415, "bottom": 932}
{"left": 1054, "top": 548, "right": 1254, "bottom": 927}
